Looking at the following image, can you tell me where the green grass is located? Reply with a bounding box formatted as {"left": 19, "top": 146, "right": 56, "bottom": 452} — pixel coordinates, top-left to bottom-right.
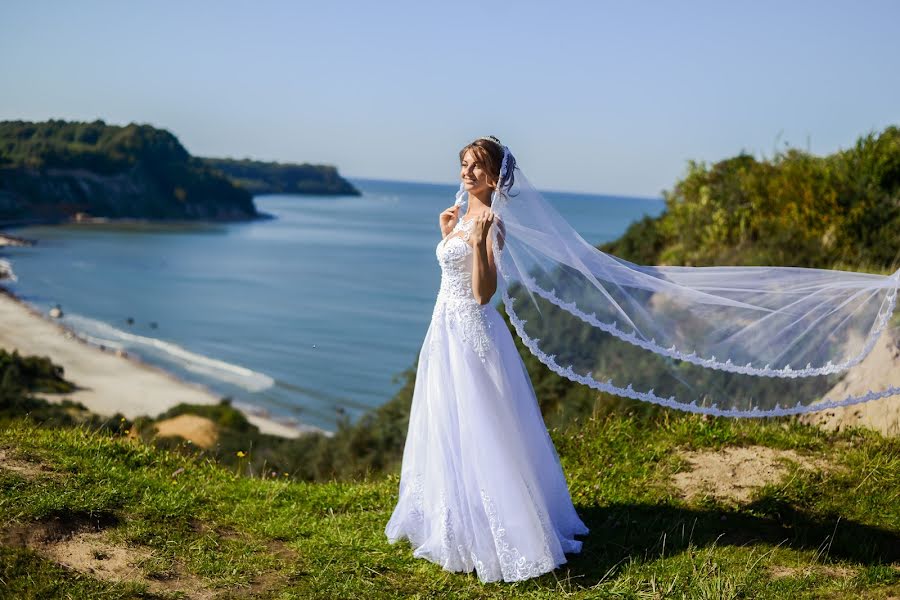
{"left": 1, "top": 414, "right": 899, "bottom": 599}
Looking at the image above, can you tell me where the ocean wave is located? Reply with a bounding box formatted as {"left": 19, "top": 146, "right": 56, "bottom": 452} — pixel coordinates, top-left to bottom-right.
{"left": 62, "top": 312, "right": 275, "bottom": 392}
{"left": 0, "top": 259, "right": 17, "bottom": 282}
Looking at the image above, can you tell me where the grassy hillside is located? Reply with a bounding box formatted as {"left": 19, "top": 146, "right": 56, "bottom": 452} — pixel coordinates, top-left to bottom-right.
{"left": 2, "top": 414, "right": 899, "bottom": 598}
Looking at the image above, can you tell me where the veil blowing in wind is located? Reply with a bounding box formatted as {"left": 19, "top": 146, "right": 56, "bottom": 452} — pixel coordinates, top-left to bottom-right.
{"left": 469, "top": 142, "right": 900, "bottom": 417}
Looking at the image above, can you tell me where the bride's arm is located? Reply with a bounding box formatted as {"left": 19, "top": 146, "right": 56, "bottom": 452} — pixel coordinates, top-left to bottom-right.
{"left": 471, "top": 216, "right": 499, "bottom": 305}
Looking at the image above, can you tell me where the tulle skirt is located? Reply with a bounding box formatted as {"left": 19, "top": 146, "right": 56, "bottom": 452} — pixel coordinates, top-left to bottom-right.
{"left": 384, "top": 299, "right": 589, "bottom": 583}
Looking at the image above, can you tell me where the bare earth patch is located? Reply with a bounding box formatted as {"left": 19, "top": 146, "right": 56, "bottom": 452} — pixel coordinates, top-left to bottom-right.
{"left": 1, "top": 515, "right": 213, "bottom": 599}
{"left": 1, "top": 513, "right": 297, "bottom": 599}
{"left": 768, "top": 564, "right": 858, "bottom": 580}
{"left": 43, "top": 530, "right": 151, "bottom": 583}
{"left": 672, "top": 445, "right": 830, "bottom": 503}
{"left": 0, "top": 448, "right": 56, "bottom": 479}
{"left": 154, "top": 414, "right": 219, "bottom": 449}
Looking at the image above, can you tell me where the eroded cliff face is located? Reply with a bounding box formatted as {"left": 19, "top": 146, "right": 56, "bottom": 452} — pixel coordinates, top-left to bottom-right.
{"left": 0, "top": 162, "right": 259, "bottom": 223}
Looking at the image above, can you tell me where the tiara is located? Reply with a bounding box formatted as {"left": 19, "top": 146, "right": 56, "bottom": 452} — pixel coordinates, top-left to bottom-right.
{"left": 475, "top": 135, "right": 503, "bottom": 148}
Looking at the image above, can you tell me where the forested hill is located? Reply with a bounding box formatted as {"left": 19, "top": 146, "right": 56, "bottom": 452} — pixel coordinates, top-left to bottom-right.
{"left": 602, "top": 125, "right": 900, "bottom": 272}
{"left": 200, "top": 157, "right": 360, "bottom": 196}
{"left": 0, "top": 119, "right": 359, "bottom": 224}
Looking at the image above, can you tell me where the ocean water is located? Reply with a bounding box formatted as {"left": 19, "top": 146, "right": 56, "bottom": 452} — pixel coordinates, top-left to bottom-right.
{"left": 1, "top": 178, "right": 664, "bottom": 432}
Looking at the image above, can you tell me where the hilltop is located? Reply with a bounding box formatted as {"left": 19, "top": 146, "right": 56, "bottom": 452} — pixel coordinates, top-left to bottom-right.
{"left": 2, "top": 411, "right": 899, "bottom": 598}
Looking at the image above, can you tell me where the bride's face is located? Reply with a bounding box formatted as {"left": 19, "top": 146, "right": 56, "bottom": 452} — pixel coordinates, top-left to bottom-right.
{"left": 460, "top": 149, "right": 494, "bottom": 196}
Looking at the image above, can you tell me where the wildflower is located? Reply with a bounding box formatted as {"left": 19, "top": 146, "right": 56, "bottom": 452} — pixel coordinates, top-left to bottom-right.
{"left": 236, "top": 451, "right": 246, "bottom": 458}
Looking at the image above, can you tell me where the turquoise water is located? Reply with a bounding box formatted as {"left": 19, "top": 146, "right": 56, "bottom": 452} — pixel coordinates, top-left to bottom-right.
{"left": 1, "top": 179, "right": 664, "bottom": 432}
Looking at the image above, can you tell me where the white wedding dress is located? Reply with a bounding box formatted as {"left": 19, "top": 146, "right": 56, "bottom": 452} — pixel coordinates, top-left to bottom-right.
{"left": 384, "top": 215, "right": 589, "bottom": 583}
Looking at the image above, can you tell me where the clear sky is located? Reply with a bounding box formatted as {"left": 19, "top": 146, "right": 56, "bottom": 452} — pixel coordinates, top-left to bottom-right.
{"left": 2, "top": 1, "right": 898, "bottom": 197}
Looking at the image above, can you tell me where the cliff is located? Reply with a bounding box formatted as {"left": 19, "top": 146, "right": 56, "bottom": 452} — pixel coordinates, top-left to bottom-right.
{"left": 0, "top": 162, "right": 259, "bottom": 222}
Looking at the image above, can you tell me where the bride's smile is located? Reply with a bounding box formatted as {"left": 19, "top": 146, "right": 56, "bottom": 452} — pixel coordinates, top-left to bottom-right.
{"left": 460, "top": 149, "right": 495, "bottom": 200}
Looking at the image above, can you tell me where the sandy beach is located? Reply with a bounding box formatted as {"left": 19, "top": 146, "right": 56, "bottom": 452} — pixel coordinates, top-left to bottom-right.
{"left": 0, "top": 285, "right": 316, "bottom": 439}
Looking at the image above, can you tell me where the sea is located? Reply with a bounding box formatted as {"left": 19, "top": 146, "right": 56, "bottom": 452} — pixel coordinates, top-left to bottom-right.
{"left": 0, "top": 178, "right": 664, "bottom": 433}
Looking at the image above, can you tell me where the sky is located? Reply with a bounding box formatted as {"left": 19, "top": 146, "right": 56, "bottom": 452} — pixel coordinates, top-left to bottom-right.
{"left": 1, "top": 1, "right": 899, "bottom": 198}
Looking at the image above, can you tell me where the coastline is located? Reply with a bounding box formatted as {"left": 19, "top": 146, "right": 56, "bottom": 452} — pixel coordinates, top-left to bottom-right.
{"left": 0, "top": 283, "right": 325, "bottom": 439}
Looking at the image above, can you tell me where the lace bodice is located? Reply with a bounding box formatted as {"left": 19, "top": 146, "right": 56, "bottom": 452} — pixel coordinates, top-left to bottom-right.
{"left": 436, "top": 218, "right": 478, "bottom": 300}
{"left": 432, "top": 217, "right": 494, "bottom": 361}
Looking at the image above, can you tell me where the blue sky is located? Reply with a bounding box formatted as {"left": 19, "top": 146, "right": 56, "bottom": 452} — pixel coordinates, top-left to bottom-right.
{"left": 2, "top": 1, "right": 898, "bottom": 197}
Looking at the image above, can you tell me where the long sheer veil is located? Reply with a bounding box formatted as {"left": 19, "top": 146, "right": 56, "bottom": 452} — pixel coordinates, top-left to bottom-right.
{"left": 460, "top": 142, "right": 900, "bottom": 417}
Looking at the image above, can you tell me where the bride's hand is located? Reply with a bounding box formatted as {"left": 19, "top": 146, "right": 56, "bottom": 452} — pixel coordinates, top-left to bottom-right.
{"left": 470, "top": 212, "right": 495, "bottom": 247}
{"left": 439, "top": 205, "right": 460, "bottom": 237}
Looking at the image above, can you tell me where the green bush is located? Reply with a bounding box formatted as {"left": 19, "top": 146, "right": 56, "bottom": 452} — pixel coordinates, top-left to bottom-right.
{"left": 603, "top": 126, "right": 900, "bottom": 271}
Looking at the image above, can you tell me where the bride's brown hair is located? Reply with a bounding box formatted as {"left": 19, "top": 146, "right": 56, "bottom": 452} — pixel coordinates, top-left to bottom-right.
{"left": 458, "top": 136, "right": 516, "bottom": 192}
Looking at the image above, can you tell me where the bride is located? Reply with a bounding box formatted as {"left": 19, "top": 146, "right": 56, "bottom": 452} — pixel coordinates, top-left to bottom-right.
{"left": 384, "top": 135, "right": 590, "bottom": 583}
